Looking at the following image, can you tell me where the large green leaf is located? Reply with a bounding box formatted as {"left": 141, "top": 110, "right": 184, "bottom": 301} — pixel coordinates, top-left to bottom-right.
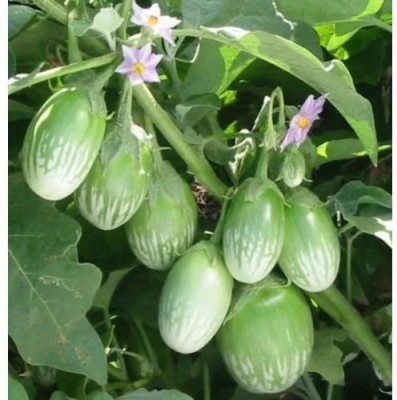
{"left": 8, "top": 174, "right": 107, "bottom": 384}
{"left": 9, "top": 375, "right": 29, "bottom": 400}
{"left": 346, "top": 214, "right": 392, "bottom": 248}
{"left": 275, "top": 0, "right": 381, "bottom": 25}
{"left": 307, "top": 328, "right": 347, "bottom": 385}
{"left": 315, "top": 138, "right": 390, "bottom": 167}
{"left": 118, "top": 389, "right": 193, "bottom": 400}
{"left": 182, "top": 0, "right": 293, "bottom": 35}
{"left": 8, "top": 5, "right": 40, "bottom": 40}
{"left": 92, "top": 267, "right": 134, "bottom": 311}
{"left": 327, "top": 180, "right": 391, "bottom": 216}
{"left": 176, "top": 28, "right": 378, "bottom": 164}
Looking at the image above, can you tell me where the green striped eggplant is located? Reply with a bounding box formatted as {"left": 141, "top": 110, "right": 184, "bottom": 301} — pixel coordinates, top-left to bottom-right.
{"left": 75, "top": 123, "right": 153, "bottom": 230}
{"left": 217, "top": 278, "right": 314, "bottom": 393}
{"left": 159, "top": 241, "right": 233, "bottom": 354}
{"left": 222, "top": 178, "right": 285, "bottom": 283}
{"left": 281, "top": 147, "right": 306, "bottom": 188}
{"left": 125, "top": 162, "right": 197, "bottom": 270}
{"left": 278, "top": 187, "right": 340, "bottom": 292}
{"left": 21, "top": 87, "right": 106, "bottom": 200}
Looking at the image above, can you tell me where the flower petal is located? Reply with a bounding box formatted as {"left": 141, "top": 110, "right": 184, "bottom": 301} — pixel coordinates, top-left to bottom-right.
{"left": 137, "top": 43, "right": 153, "bottom": 63}
{"left": 157, "top": 28, "right": 175, "bottom": 45}
{"left": 158, "top": 15, "right": 181, "bottom": 29}
{"left": 128, "top": 72, "right": 144, "bottom": 86}
{"left": 115, "top": 61, "right": 132, "bottom": 75}
{"left": 141, "top": 68, "right": 160, "bottom": 82}
{"left": 121, "top": 45, "right": 137, "bottom": 64}
{"left": 147, "top": 3, "right": 161, "bottom": 17}
{"left": 131, "top": 2, "right": 147, "bottom": 25}
{"left": 145, "top": 53, "right": 163, "bottom": 68}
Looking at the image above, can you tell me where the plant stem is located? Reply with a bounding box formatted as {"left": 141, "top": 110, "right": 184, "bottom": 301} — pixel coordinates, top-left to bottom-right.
{"left": 134, "top": 319, "right": 160, "bottom": 375}
{"left": 326, "top": 383, "right": 334, "bottom": 400}
{"left": 34, "top": 0, "right": 67, "bottom": 24}
{"left": 117, "top": 0, "right": 133, "bottom": 40}
{"left": 67, "top": 7, "right": 82, "bottom": 64}
{"left": 345, "top": 231, "right": 362, "bottom": 302}
{"left": 255, "top": 147, "right": 270, "bottom": 180}
{"left": 104, "top": 310, "right": 129, "bottom": 381}
{"left": 302, "top": 373, "right": 322, "bottom": 400}
{"left": 309, "top": 285, "right": 392, "bottom": 384}
{"left": 345, "top": 234, "right": 353, "bottom": 302}
{"left": 8, "top": 53, "right": 117, "bottom": 95}
{"left": 203, "top": 362, "right": 211, "bottom": 400}
{"left": 133, "top": 84, "right": 228, "bottom": 200}
{"left": 33, "top": 0, "right": 108, "bottom": 55}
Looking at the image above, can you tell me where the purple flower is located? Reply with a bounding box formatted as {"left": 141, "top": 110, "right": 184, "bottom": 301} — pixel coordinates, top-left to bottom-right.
{"left": 132, "top": 2, "right": 181, "bottom": 45}
{"left": 116, "top": 44, "right": 163, "bottom": 86}
{"left": 280, "top": 94, "right": 328, "bottom": 151}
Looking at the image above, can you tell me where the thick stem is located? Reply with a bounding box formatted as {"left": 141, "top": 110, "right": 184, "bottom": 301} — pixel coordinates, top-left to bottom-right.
{"left": 67, "top": 8, "right": 82, "bottom": 64}
{"left": 8, "top": 53, "right": 117, "bottom": 95}
{"left": 117, "top": 0, "right": 133, "bottom": 40}
{"left": 203, "top": 362, "right": 211, "bottom": 400}
{"left": 255, "top": 147, "right": 269, "bottom": 180}
{"left": 309, "top": 285, "right": 392, "bottom": 384}
{"left": 302, "top": 373, "right": 322, "bottom": 400}
{"left": 116, "top": 79, "right": 133, "bottom": 124}
{"left": 133, "top": 84, "right": 228, "bottom": 200}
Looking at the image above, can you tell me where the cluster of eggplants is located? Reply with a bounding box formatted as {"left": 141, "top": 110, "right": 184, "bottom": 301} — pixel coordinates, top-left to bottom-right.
{"left": 21, "top": 79, "right": 340, "bottom": 395}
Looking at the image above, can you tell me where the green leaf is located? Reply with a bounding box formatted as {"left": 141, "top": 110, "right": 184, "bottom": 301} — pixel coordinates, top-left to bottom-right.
{"left": 176, "top": 93, "right": 222, "bottom": 126}
{"left": 346, "top": 214, "right": 392, "bottom": 247}
{"left": 180, "top": 0, "right": 323, "bottom": 97}
{"left": 275, "top": 0, "right": 379, "bottom": 24}
{"left": 8, "top": 5, "right": 40, "bottom": 40}
{"left": 307, "top": 328, "right": 347, "bottom": 385}
{"left": 9, "top": 375, "right": 29, "bottom": 400}
{"left": 89, "top": 8, "right": 123, "bottom": 51}
{"left": 9, "top": 47, "right": 16, "bottom": 78}
{"left": 112, "top": 268, "right": 164, "bottom": 329}
{"left": 315, "top": 139, "right": 390, "bottom": 167}
{"left": 328, "top": 181, "right": 392, "bottom": 216}
{"left": 93, "top": 267, "right": 134, "bottom": 311}
{"left": 50, "top": 392, "right": 77, "bottom": 400}
{"left": 181, "top": 0, "right": 294, "bottom": 34}
{"left": 232, "top": 387, "right": 278, "bottom": 400}
{"left": 117, "top": 389, "right": 193, "bottom": 400}
{"left": 8, "top": 100, "right": 36, "bottom": 121}
{"left": 88, "top": 392, "right": 114, "bottom": 400}
{"left": 8, "top": 174, "right": 107, "bottom": 385}
{"left": 181, "top": 39, "right": 255, "bottom": 99}
{"left": 176, "top": 28, "right": 378, "bottom": 164}
{"left": 204, "top": 137, "right": 235, "bottom": 165}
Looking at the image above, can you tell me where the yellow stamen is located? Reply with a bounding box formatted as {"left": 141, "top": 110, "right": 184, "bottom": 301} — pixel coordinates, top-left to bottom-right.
{"left": 147, "top": 15, "right": 159, "bottom": 26}
{"left": 296, "top": 116, "right": 310, "bottom": 129}
{"left": 133, "top": 62, "right": 145, "bottom": 75}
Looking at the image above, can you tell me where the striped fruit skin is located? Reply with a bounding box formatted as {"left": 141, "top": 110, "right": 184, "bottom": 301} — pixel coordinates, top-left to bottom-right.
{"left": 278, "top": 188, "right": 340, "bottom": 292}
{"left": 281, "top": 149, "right": 306, "bottom": 188}
{"left": 21, "top": 88, "right": 106, "bottom": 201}
{"left": 125, "top": 163, "right": 197, "bottom": 270}
{"left": 75, "top": 145, "right": 152, "bottom": 230}
{"left": 222, "top": 179, "right": 285, "bottom": 283}
{"left": 159, "top": 241, "right": 233, "bottom": 354}
{"left": 217, "top": 283, "right": 314, "bottom": 394}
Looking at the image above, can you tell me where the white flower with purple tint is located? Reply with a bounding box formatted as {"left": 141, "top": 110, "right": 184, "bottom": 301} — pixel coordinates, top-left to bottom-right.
{"left": 116, "top": 44, "right": 163, "bottom": 86}
{"left": 132, "top": 2, "right": 181, "bottom": 45}
{"left": 280, "top": 94, "right": 328, "bottom": 151}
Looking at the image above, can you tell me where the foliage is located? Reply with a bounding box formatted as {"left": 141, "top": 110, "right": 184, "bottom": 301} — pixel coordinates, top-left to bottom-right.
{"left": 8, "top": 0, "right": 391, "bottom": 399}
